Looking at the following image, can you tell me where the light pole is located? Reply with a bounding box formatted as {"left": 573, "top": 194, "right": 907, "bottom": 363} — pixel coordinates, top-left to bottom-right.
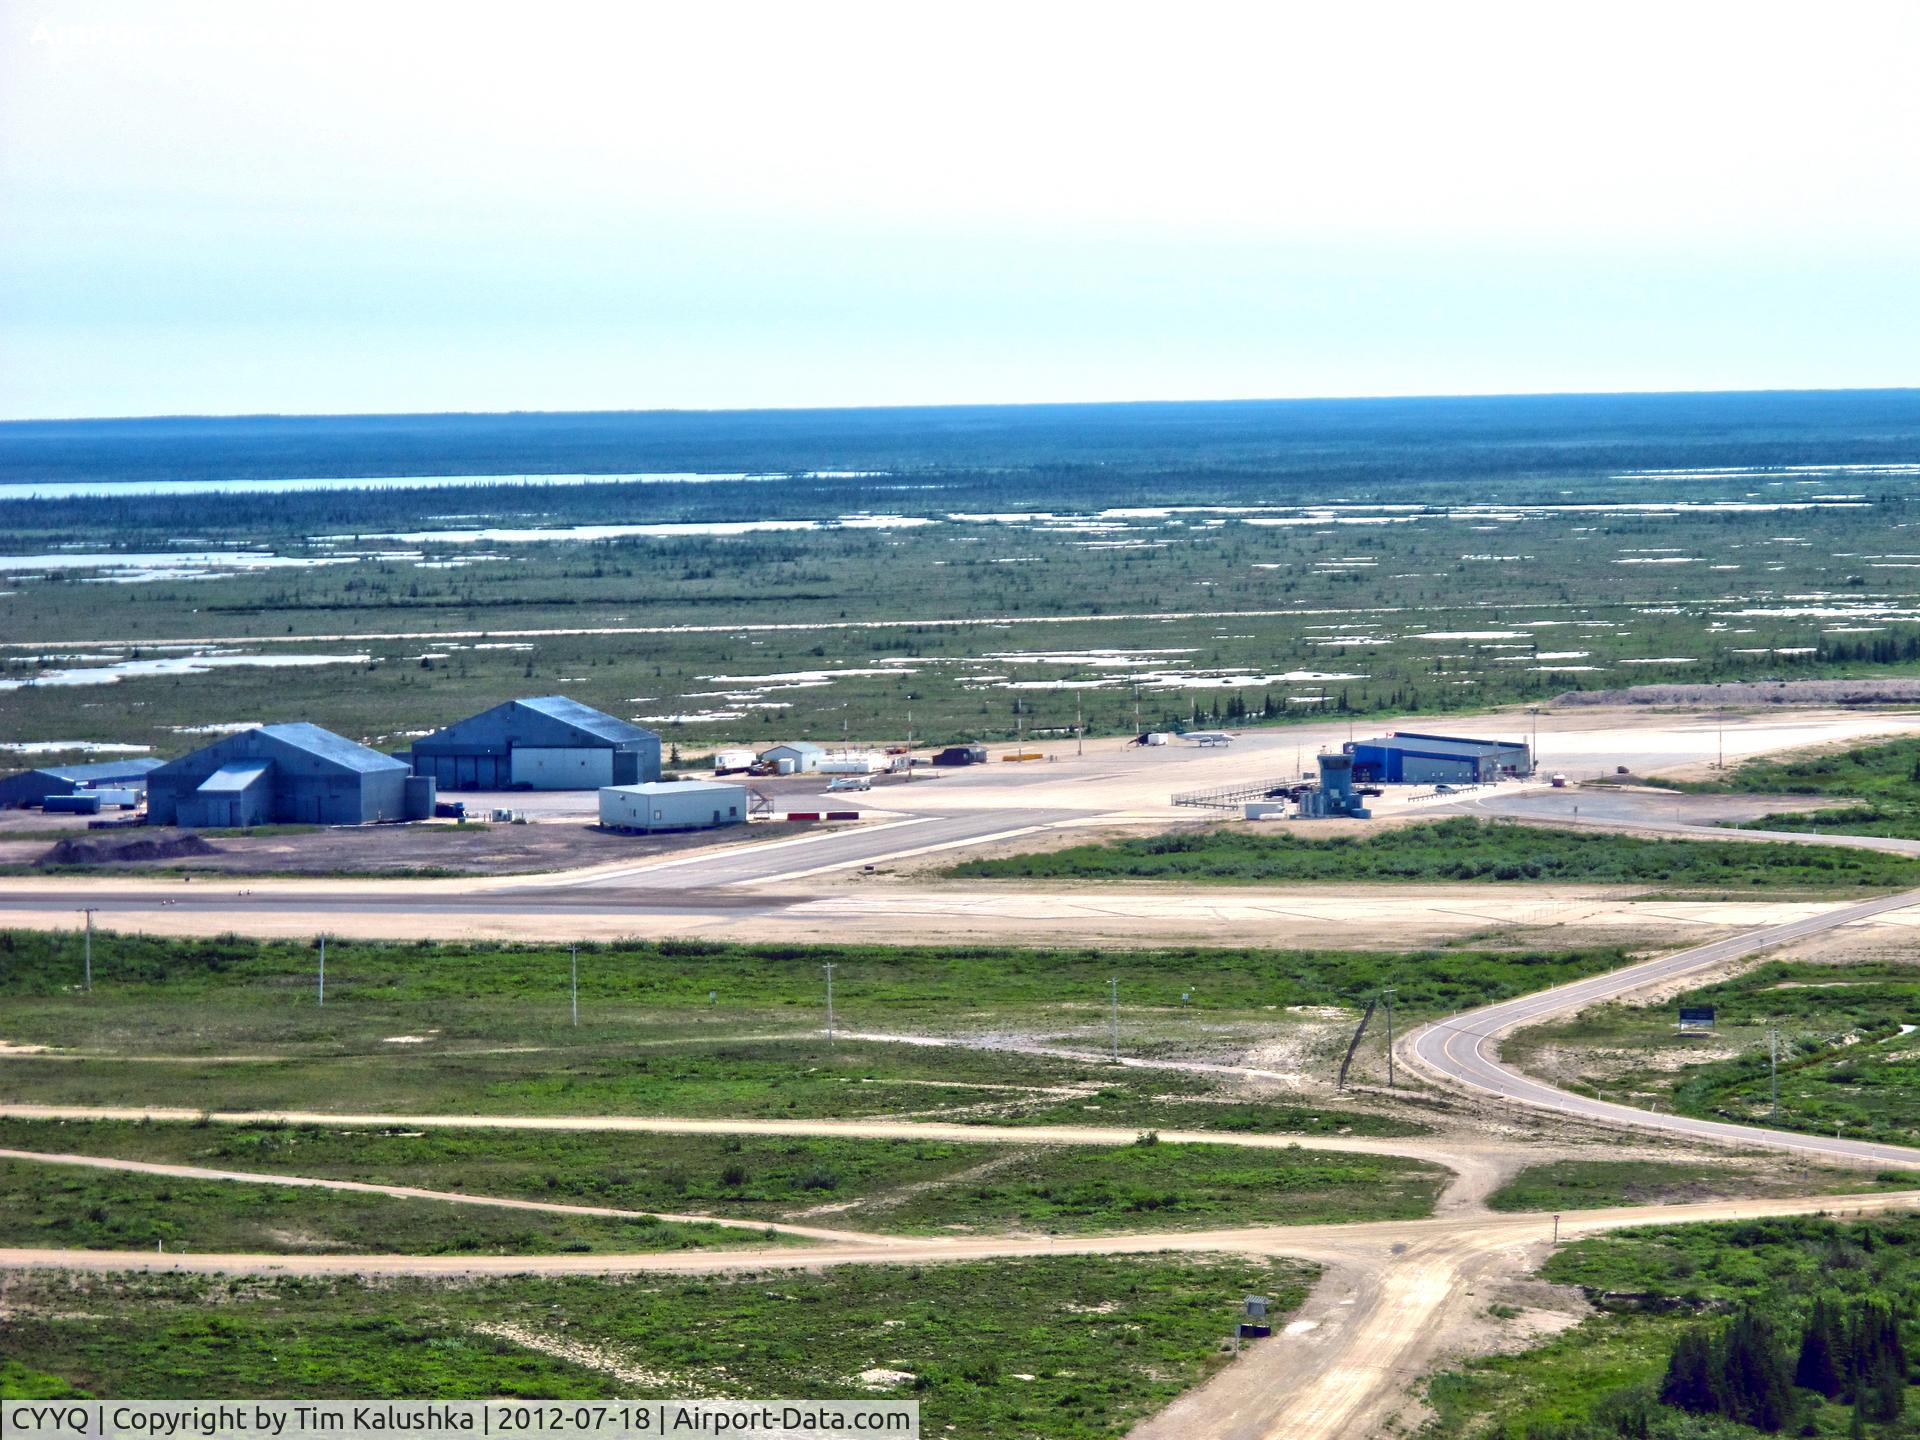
{"left": 823, "top": 963, "right": 836, "bottom": 1044}
{"left": 1076, "top": 693, "right": 1084, "bottom": 757}
{"left": 317, "top": 935, "right": 325, "bottom": 1007}
{"left": 1528, "top": 706, "right": 1539, "bottom": 772}
{"left": 570, "top": 944, "right": 579, "bottom": 1028}
{"left": 1382, "top": 987, "right": 1397, "bottom": 1088}
{"left": 1108, "top": 976, "right": 1119, "bottom": 1062}
{"left": 80, "top": 908, "right": 97, "bottom": 993}
{"left": 1769, "top": 1027, "right": 1779, "bottom": 1118}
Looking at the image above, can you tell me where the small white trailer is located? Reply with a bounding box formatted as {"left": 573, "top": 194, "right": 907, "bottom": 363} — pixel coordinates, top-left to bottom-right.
{"left": 817, "top": 752, "right": 887, "bottom": 775}
{"left": 600, "top": 780, "right": 747, "bottom": 833}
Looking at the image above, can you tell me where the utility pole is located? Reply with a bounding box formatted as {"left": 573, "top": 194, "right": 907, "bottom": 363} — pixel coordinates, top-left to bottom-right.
{"left": 823, "top": 963, "right": 836, "bottom": 1044}
{"left": 570, "top": 944, "right": 579, "bottom": 1028}
{"left": 317, "top": 935, "right": 325, "bottom": 1007}
{"left": 80, "top": 908, "right": 97, "bottom": 993}
{"left": 1383, "top": 987, "right": 1396, "bottom": 1088}
{"left": 1076, "top": 693, "right": 1084, "bottom": 757}
{"left": 1109, "top": 976, "right": 1119, "bottom": 1062}
{"left": 1769, "top": 1027, "right": 1779, "bottom": 1118}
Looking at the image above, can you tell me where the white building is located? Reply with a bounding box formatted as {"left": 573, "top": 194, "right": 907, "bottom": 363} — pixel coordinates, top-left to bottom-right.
{"left": 599, "top": 780, "right": 747, "bottom": 833}
{"left": 817, "top": 751, "right": 888, "bottom": 775}
{"left": 760, "top": 742, "right": 826, "bottom": 773}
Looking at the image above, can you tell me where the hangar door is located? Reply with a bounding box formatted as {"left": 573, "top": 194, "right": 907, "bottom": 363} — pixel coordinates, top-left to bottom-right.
{"left": 510, "top": 747, "right": 614, "bottom": 789}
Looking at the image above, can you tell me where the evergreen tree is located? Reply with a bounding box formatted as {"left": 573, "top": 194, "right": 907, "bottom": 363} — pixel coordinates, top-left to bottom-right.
{"left": 1662, "top": 1327, "right": 1717, "bottom": 1414}
{"left": 1851, "top": 1300, "right": 1907, "bottom": 1424}
{"left": 1797, "top": 1295, "right": 1845, "bottom": 1398}
{"left": 1718, "top": 1308, "right": 1797, "bottom": 1433}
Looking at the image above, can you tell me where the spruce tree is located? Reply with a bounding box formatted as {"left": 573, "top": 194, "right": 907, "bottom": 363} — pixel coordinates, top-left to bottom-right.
{"left": 1719, "top": 1307, "right": 1798, "bottom": 1433}
{"left": 1798, "top": 1295, "right": 1845, "bottom": 1399}
{"left": 1662, "top": 1327, "right": 1717, "bottom": 1414}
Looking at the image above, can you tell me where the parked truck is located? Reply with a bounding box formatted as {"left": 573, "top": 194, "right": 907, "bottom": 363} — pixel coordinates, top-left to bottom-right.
{"left": 932, "top": 745, "right": 988, "bottom": 767}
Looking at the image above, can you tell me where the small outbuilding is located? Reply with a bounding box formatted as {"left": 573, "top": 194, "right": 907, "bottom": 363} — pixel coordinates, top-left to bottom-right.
{"left": 599, "top": 780, "right": 747, "bottom": 834}
{"left": 0, "top": 757, "right": 163, "bottom": 809}
{"left": 411, "top": 695, "right": 661, "bottom": 790}
{"left": 759, "top": 741, "right": 826, "bottom": 774}
{"left": 147, "top": 723, "right": 428, "bottom": 827}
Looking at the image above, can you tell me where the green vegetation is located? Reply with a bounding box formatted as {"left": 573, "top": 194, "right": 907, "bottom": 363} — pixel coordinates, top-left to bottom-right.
{"left": 1484, "top": 1159, "right": 1915, "bottom": 1213}
{"left": 0, "top": 1121, "right": 1444, "bottom": 1233}
{"left": 0, "top": 1254, "right": 1312, "bottom": 1434}
{"left": 0, "top": 1159, "right": 769, "bottom": 1254}
{"left": 1507, "top": 958, "right": 1920, "bottom": 1146}
{"left": 846, "top": 1138, "right": 1441, "bottom": 1232}
{"left": 1684, "top": 735, "right": 1920, "bottom": 840}
{"left": 1426, "top": 1213, "right": 1920, "bottom": 1439}
{"left": 9, "top": 398, "right": 1920, "bottom": 755}
{"left": 948, "top": 817, "right": 1920, "bottom": 892}
{"left": 0, "top": 928, "right": 1634, "bottom": 1125}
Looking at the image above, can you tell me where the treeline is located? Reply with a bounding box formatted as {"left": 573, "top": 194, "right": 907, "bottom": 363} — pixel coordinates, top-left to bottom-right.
{"left": 1658, "top": 1297, "right": 1908, "bottom": 1432}
{"left": 7, "top": 390, "right": 1920, "bottom": 483}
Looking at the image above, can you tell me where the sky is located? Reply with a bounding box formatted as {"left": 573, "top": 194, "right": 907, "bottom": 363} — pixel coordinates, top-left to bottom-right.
{"left": 2, "top": 1, "right": 1918, "bottom": 420}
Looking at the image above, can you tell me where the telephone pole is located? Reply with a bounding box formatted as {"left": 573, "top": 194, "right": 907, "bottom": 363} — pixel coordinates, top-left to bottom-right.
{"left": 823, "top": 963, "right": 836, "bottom": 1044}
{"left": 1109, "top": 976, "right": 1120, "bottom": 1062}
{"left": 1383, "top": 987, "right": 1397, "bottom": 1088}
{"left": 80, "top": 908, "right": 97, "bottom": 993}
{"left": 1769, "top": 1027, "right": 1779, "bottom": 1118}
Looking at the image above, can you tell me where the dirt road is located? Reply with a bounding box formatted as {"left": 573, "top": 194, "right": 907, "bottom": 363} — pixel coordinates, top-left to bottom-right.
{"left": 4, "top": 1189, "right": 1914, "bottom": 1440}
{"left": 0, "top": 1147, "right": 898, "bottom": 1245}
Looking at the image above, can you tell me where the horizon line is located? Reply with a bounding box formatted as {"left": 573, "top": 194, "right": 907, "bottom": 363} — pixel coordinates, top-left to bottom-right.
{"left": 5, "top": 383, "right": 1920, "bottom": 428}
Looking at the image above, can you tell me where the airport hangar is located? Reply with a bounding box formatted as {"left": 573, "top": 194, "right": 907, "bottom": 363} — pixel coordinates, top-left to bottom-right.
{"left": 409, "top": 695, "right": 662, "bottom": 790}
{"left": 0, "top": 757, "right": 163, "bottom": 809}
{"left": 1345, "top": 731, "right": 1532, "bottom": 785}
{"left": 146, "top": 723, "right": 430, "bottom": 827}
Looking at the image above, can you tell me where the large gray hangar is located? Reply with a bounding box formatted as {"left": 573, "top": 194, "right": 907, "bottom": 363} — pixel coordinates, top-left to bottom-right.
{"left": 147, "top": 723, "right": 427, "bottom": 827}
{"left": 410, "top": 695, "right": 661, "bottom": 791}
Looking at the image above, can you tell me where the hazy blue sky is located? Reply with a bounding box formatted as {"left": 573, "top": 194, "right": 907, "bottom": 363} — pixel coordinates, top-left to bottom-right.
{"left": 3, "top": 2, "right": 1917, "bottom": 419}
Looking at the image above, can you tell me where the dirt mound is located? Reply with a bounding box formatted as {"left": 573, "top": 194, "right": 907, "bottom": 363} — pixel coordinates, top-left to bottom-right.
{"left": 39, "top": 832, "right": 221, "bottom": 867}
{"left": 1554, "top": 679, "right": 1920, "bottom": 707}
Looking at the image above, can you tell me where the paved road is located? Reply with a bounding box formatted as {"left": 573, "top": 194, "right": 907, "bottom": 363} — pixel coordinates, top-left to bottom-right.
{"left": 0, "top": 805, "right": 1090, "bottom": 929}
{"left": 1407, "top": 883, "right": 1920, "bottom": 1168}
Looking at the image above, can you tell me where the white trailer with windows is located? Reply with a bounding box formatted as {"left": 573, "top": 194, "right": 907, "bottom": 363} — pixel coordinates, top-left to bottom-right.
{"left": 599, "top": 780, "right": 747, "bottom": 833}
{"left": 817, "top": 752, "right": 887, "bottom": 775}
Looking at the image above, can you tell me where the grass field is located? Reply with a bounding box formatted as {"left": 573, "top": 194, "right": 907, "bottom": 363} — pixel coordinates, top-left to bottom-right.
{"left": 1425, "top": 1213, "right": 1920, "bottom": 1439}
{"left": 0, "top": 1254, "right": 1313, "bottom": 1434}
{"left": 0, "top": 1121, "right": 1445, "bottom": 1234}
{"left": 0, "top": 929, "right": 1640, "bottom": 1127}
{"left": 947, "top": 817, "right": 1920, "bottom": 892}
{"left": 1684, "top": 734, "right": 1920, "bottom": 840}
{"left": 1483, "top": 1159, "right": 1917, "bottom": 1213}
{"left": 0, "top": 1158, "right": 775, "bottom": 1254}
{"left": 1506, "top": 958, "right": 1920, "bottom": 1146}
